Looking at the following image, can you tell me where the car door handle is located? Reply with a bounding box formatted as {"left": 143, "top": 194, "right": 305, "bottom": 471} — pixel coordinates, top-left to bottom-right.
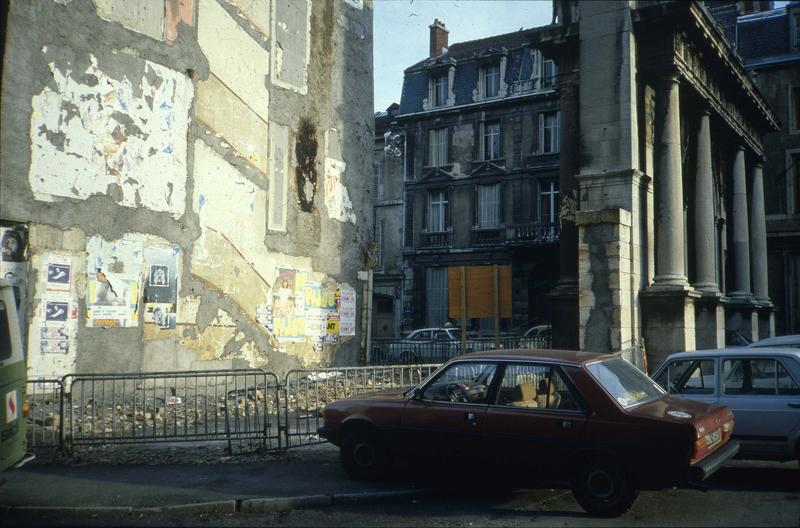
{"left": 465, "top": 411, "right": 477, "bottom": 425}
{"left": 561, "top": 420, "right": 573, "bottom": 430}
{"left": 788, "top": 402, "right": 800, "bottom": 409}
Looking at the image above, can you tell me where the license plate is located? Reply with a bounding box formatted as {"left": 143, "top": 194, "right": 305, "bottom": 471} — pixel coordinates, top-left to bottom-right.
{"left": 707, "top": 429, "right": 721, "bottom": 446}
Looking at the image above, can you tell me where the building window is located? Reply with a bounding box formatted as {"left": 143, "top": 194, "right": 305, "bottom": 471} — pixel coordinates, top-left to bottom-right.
{"left": 793, "top": 152, "right": 800, "bottom": 215}
{"left": 433, "top": 74, "right": 448, "bottom": 107}
{"left": 481, "top": 120, "right": 501, "bottom": 160}
{"left": 372, "top": 159, "right": 383, "bottom": 201}
{"left": 428, "top": 189, "right": 449, "bottom": 232}
{"left": 484, "top": 63, "right": 500, "bottom": 98}
{"left": 539, "top": 180, "right": 559, "bottom": 224}
{"left": 793, "top": 13, "right": 800, "bottom": 50}
{"left": 477, "top": 183, "right": 501, "bottom": 228}
{"left": 790, "top": 86, "right": 800, "bottom": 133}
{"left": 429, "top": 128, "right": 448, "bottom": 166}
{"left": 539, "top": 111, "right": 560, "bottom": 154}
{"left": 374, "top": 215, "right": 385, "bottom": 271}
{"left": 425, "top": 267, "right": 449, "bottom": 327}
{"left": 542, "top": 59, "right": 557, "bottom": 88}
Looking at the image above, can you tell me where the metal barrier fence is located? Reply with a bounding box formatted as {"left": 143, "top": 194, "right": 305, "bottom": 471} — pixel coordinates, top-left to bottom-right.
{"left": 369, "top": 335, "right": 551, "bottom": 365}
{"left": 25, "top": 379, "right": 64, "bottom": 449}
{"left": 62, "top": 369, "right": 281, "bottom": 452}
{"left": 282, "top": 364, "right": 440, "bottom": 448}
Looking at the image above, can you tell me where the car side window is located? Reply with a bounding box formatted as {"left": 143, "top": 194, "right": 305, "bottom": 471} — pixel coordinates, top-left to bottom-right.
{"left": 723, "top": 358, "right": 800, "bottom": 395}
{"left": 411, "top": 331, "right": 430, "bottom": 341}
{"left": 420, "top": 362, "right": 497, "bottom": 404}
{"left": 778, "top": 362, "right": 800, "bottom": 395}
{"left": 495, "top": 363, "right": 583, "bottom": 411}
{"left": 723, "top": 359, "right": 745, "bottom": 394}
{"left": 662, "top": 359, "right": 715, "bottom": 395}
{"left": 433, "top": 330, "right": 450, "bottom": 341}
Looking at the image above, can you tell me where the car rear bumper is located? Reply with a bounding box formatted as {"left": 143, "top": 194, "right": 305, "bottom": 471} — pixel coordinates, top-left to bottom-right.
{"left": 689, "top": 440, "right": 740, "bottom": 481}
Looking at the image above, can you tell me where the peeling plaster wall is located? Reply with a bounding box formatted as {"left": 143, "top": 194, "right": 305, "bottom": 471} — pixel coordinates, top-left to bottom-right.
{"left": 1, "top": 0, "right": 374, "bottom": 378}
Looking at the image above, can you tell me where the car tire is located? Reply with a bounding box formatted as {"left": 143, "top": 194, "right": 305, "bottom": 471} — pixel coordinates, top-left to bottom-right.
{"left": 340, "top": 429, "right": 388, "bottom": 481}
{"left": 570, "top": 457, "right": 638, "bottom": 517}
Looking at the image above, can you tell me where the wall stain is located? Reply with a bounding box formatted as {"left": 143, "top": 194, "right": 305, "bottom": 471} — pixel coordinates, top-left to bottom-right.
{"left": 295, "top": 118, "right": 318, "bottom": 212}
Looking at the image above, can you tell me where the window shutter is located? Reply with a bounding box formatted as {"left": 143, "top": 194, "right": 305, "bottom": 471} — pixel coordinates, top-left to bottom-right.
{"left": 538, "top": 113, "right": 544, "bottom": 153}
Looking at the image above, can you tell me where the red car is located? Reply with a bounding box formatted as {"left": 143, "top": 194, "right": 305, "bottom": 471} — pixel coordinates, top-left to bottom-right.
{"left": 319, "top": 350, "right": 738, "bottom": 517}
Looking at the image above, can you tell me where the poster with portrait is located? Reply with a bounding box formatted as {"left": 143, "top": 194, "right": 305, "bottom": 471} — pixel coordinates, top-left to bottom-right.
{"left": 143, "top": 245, "right": 179, "bottom": 329}
{"left": 85, "top": 234, "right": 143, "bottom": 328}
{"left": 272, "top": 268, "right": 305, "bottom": 341}
{"left": 1, "top": 224, "right": 29, "bottom": 324}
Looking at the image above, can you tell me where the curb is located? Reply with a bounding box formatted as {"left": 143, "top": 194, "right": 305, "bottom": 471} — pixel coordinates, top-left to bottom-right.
{"left": 0, "top": 488, "right": 434, "bottom": 517}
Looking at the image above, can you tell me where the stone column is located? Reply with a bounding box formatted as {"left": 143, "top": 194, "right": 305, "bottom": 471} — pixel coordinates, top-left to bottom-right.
{"left": 750, "top": 162, "right": 769, "bottom": 303}
{"left": 730, "top": 146, "right": 751, "bottom": 299}
{"left": 693, "top": 108, "right": 724, "bottom": 349}
{"left": 693, "top": 109, "right": 717, "bottom": 292}
{"left": 549, "top": 66, "right": 580, "bottom": 350}
{"left": 643, "top": 73, "right": 697, "bottom": 368}
{"left": 749, "top": 161, "right": 775, "bottom": 340}
{"left": 653, "top": 74, "right": 687, "bottom": 287}
{"left": 726, "top": 146, "right": 758, "bottom": 341}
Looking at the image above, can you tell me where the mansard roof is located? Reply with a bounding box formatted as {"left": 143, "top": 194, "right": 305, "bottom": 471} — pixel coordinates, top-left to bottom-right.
{"left": 399, "top": 25, "right": 554, "bottom": 116}
{"left": 737, "top": 7, "right": 797, "bottom": 65}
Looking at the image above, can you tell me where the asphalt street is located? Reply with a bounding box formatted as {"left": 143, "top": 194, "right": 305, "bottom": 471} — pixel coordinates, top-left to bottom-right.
{"left": 1, "top": 443, "right": 798, "bottom": 527}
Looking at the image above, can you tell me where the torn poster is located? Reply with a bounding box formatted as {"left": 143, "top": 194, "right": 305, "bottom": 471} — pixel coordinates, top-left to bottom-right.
{"left": 1, "top": 224, "right": 29, "bottom": 319}
{"left": 323, "top": 158, "right": 357, "bottom": 225}
{"left": 272, "top": 268, "right": 305, "bottom": 341}
{"left": 144, "top": 245, "right": 179, "bottom": 329}
{"left": 0, "top": 225, "right": 27, "bottom": 263}
{"left": 85, "top": 234, "right": 143, "bottom": 327}
{"left": 325, "top": 314, "right": 339, "bottom": 343}
{"left": 338, "top": 287, "right": 356, "bottom": 336}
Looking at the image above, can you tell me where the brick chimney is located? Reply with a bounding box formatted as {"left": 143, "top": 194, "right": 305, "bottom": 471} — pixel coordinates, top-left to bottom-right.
{"left": 429, "top": 19, "right": 449, "bottom": 57}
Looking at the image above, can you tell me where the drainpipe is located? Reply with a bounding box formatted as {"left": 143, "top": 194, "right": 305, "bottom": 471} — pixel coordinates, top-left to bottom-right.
{"left": 366, "top": 269, "right": 373, "bottom": 363}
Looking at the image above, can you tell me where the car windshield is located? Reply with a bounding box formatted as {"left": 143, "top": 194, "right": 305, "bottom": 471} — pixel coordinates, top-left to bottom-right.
{"left": 586, "top": 358, "right": 665, "bottom": 408}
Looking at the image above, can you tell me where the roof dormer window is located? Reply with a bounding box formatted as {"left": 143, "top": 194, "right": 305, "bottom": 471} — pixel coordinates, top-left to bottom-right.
{"left": 484, "top": 63, "right": 500, "bottom": 98}
{"left": 434, "top": 73, "right": 448, "bottom": 107}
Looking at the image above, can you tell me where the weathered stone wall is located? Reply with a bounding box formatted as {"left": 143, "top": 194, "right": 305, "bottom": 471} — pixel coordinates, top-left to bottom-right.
{"left": 0, "top": 0, "right": 374, "bottom": 378}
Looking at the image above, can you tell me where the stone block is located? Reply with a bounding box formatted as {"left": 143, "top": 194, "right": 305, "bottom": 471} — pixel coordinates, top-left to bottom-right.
{"left": 229, "top": 0, "right": 271, "bottom": 39}
{"left": 61, "top": 228, "right": 86, "bottom": 252}
{"left": 94, "top": 0, "right": 165, "bottom": 41}
{"left": 196, "top": 74, "right": 269, "bottom": 174}
{"left": 268, "top": 122, "right": 291, "bottom": 231}
{"left": 271, "top": 0, "right": 311, "bottom": 94}
{"left": 198, "top": 0, "right": 269, "bottom": 122}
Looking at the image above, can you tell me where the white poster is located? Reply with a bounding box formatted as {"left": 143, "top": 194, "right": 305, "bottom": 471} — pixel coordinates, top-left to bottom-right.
{"left": 338, "top": 287, "right": 356, "bottom": 336}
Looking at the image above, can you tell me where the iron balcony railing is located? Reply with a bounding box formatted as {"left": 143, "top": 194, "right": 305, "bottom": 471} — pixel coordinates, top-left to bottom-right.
{"left": 420, "top": 230, "right": 452, "bottom": 249}
{"left": 471, "top": 226, "right": 506, "bottom": 246}
{"left": 507, "top": 222, "right": 560, "bottom": 245}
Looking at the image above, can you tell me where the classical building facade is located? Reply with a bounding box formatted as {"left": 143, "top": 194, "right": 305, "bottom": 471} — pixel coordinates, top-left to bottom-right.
{"left": 395, "top": 21, "right": 563, "bottom": 334}
{"left": 537, "top": 0, "right": 779, "bottom": 367}
{"left": 707, "top": 0, "right": 800, "bottom": 335}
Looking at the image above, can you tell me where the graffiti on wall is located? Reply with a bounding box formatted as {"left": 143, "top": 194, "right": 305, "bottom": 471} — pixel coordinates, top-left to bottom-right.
{"left": 29, "top": 50, "right": 193, "bottom": 217}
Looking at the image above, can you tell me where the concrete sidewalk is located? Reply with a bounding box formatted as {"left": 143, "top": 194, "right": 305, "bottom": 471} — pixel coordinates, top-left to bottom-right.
{"left": 0, "top": 444, "right": 428, "bottom": 514}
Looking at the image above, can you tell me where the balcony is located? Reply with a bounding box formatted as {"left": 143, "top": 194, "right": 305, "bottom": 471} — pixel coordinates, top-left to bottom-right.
{"left": 420, "top": 230, "right": 453, "bottom": 249}
{"left": 471, "top": 226, "right": 506, "bottom": 246}
{"left": 507, "top": 222, "right": 560, "bottom": 245}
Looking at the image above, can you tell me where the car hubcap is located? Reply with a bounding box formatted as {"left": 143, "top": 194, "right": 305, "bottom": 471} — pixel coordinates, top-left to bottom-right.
{"left": 353, "top": 442, "right": 375, "bottom": 468}
{"left": 587, "top": 470, "right": 615, "bottom": 499}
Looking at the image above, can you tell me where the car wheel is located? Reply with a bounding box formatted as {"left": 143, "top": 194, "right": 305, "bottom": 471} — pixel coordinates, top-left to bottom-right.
{"left": 570, "top": 457, "right": 638, "bottom": 517}
{"left": 340, "top": 429, "right": 387, "bottom": 481}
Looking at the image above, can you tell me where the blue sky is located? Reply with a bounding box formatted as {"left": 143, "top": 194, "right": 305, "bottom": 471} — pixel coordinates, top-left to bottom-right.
{"left": 373, "top": 0, "right": 553, "bottom": 112}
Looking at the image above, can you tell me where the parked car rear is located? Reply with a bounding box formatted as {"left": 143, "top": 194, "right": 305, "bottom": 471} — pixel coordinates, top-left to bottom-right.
{"left": 652, "top": 347, "right": 800, "bottom": 464}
